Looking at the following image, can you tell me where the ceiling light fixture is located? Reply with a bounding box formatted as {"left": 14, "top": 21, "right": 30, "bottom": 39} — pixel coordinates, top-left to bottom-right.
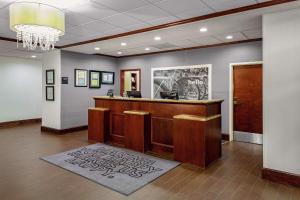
{"left": 226, "top": 35, "right": 233, "bottom": 40}
{"left": 94, "top": 47, "right": 100, "bottom": 51}
{"left": 9, "top": 2, "right": 65, "bottom": 51}
{"left": 154, "top": 36, "right": 161, "bottom": 41}
{"left": 200, "top": 27, "right": 207, "bottom": 32}
{"left": 31, "top": 55, "right": 37, "bottom": 58}
{"left": 121, "top": 42, "right": 127, "bottom": 46}
{"left": 145, "top": 47, "right": 150, "bottom": 51}
{"left": 117, "top": 51, "right": 122, "bottom": 55}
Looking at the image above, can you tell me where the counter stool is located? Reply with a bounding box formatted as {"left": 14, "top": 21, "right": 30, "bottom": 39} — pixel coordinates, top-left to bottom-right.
{"left": 123, "top": 110, "right": 151, "bottom": 153}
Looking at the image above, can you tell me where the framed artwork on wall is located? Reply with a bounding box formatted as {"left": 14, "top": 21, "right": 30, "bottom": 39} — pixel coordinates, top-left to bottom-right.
{"left": 101, "top": 71, "right": 114, "bottom": 85}
{"left": 89, "top": 70, "right": 101, "bottom": 88}
{"left": 74, "top": 69, "right": 88, "bottom": 87}
{"left": 151, "top": 64, "right": 212, "bottom": 100}
{"left": 46, "top": 86, "right": 55, "bottom": 101}
{"left": 46, "top": 69, "right": 55, "bottom": 85}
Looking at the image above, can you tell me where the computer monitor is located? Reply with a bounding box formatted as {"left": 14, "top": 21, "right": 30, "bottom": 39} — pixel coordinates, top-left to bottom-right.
{"left": 127, "top": 91, "right": 142, "bottom": 98}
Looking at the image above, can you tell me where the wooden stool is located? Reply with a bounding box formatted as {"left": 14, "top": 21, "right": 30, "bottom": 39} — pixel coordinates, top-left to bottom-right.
{"left": 88, "top": 107, "right": 110, "bottom": 143}
{"left": 173, "top": 114, "right": 222, "bottom": 168}
{"left": 124, "top": 110, "right": 151, "bottom": 153}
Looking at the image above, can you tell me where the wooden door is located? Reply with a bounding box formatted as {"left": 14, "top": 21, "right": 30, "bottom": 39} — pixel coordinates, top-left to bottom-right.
{"left": 233, "top": 64, "right": 262, "bottom": 134}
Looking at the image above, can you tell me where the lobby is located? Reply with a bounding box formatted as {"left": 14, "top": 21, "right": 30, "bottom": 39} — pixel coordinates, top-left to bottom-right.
{"left": 0, "top": 0, "right": 300, "bottom": 199}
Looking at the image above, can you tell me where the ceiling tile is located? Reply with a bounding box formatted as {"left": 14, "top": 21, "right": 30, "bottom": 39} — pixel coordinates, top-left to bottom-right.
{"left": 154, "top": 0, "right": 213, "bottom": 15}
{"left": 169, "top": 39, "right": 197, "bottom": 48}
{"left": 175, "top": 7, "right": 213, "bottom": 19}
{"left": 124, "top": 22, "right": 151, "bottom": 31}
{"left": 80, "top": 20, "right": 119, "bottom": 32}
{"left": 189, "top": 36, "right": 221, "bottom": 45}
{"left": 66, "top": 2, "right": 118, "bottom": 20}
{"left": 65, "top": 11, "right": 94, "bottom": 26}
{"left": 148, "top": 16, "right": 178, "bottom": 25}
{"left": 126, "top": 5, "right": 170, "bottom": 22}
{"left": 201, "top": 0, "right": 257, "bottom": 12}
{"left": 102, "top": 13, "right": 144, "bottom": 27}
{"left": 242, "top": 28, "right": 262, "bottom": 39}
{"left": 215, "top": 32, "right": 248, "bottom": 42}
{"left": 92, "top": 0, "right": 150, "bottom": 12}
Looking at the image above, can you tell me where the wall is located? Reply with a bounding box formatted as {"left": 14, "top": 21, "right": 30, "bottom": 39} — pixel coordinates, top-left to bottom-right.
{"left": 60, "top": 51, "right": 118, "bottom": 129}
{"left": 118, "top": 41, "right": 262, "bottom": 134}
{"left": 42, "top": 50, "right": 62, "bottom": 129}
{"left": 0, "top": 56, "right": 42, "bottom": 122}
{"left": 263, "top": 9, "right": 300, "bottom": 175}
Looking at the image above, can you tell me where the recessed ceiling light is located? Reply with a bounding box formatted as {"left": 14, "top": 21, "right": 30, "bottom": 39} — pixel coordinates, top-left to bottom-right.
{"left": 117, "top": 51, "right": 122, "bottom": 55}
{"left": 94, "top": 47, "right": 100, "bottom": 51}
{"left": 121, "top": 42, "right": 127, "bottom": 46}
{"left": 200, "top": 27, "right": 207, "bottom": 32}
{"left": 31, "top": 55, "right": 37, "bottom": 58}
{"left": 145, "top": 47, "right": 150, "bottom": 51}
{"left": 154, "top": 36, "right": 161, "bottom": 41}
{"left": 226, "top": 35, "right": 233, "bottom": 40}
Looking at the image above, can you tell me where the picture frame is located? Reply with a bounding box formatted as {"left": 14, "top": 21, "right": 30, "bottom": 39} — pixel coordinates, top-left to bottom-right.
{"left": 46, "top": 69, "right": 55, "bottom": 85}
{"left": 46, "top": 86, "right": 55, "bottom": 101}
{"left": 151, "top": 64, "right": 212, "bottom": 100}
{"left": 74, "top": 69, "right": 88, "bottom": 87}
{"left": 101, "top": 71, "right": 115, "bottom": 85}
{"left": 89, "top": 70, "right": 101, "bottom": 89}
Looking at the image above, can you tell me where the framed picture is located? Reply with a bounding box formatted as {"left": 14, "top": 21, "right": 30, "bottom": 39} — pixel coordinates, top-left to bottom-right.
{"left": 46, "top": 86, "right": 55, "bottom": 101}
{"left": 89, "top": 70, "right": 101, "bottom": 88}
{"left": 101, "top": 71, "right": 115, "bottom": 85}
{"left": 46, "top": 69, "right": 55, "bottom": 85}
{"left": 74, "top": 69, "right": 88, "bottom": 87}
{"left": 151, "top": 64, "right": 212, "bottom": 100}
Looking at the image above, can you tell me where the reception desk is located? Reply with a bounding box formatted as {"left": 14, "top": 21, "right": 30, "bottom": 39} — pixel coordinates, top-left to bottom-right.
{"left": 90, "top": 96, "right": 223, "bottom": 168}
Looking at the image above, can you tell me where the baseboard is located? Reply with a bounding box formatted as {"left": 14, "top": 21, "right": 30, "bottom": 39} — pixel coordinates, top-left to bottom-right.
{"left": 222, "top": 133, "right": 229, "bottom": 141}
{"left": 41, "top": 125, "right": 88, "bottom": 134}
{"left": 0, "top": 118, "right": 41, "bottom": 128}
{"left": 262, "top": 168, "right": 300, "bottom": 187}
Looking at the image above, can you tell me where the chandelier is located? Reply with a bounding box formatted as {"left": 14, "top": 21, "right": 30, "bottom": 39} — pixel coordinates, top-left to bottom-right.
{"left": 9, "top": 2, "right": 65, "bottom": 51}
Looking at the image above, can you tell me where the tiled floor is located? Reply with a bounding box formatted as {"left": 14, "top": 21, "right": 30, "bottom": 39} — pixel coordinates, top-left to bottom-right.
{"left": 0, "top": 123, "right": 299, "bottom": 200}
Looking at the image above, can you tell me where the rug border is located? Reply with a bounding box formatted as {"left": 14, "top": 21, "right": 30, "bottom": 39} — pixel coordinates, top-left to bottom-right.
{"left": 40, "top": 143, "right": 181, "bottom": 196}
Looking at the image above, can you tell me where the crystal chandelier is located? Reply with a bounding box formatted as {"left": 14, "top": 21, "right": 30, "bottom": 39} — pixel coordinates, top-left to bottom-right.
{"left": 9, "top": 2, "right": 65, "bottom": 51}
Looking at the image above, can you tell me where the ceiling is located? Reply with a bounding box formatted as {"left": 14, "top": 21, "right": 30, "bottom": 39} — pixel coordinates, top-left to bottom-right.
{"left": 0, "top": 0, "right": 299, "bottom": 59}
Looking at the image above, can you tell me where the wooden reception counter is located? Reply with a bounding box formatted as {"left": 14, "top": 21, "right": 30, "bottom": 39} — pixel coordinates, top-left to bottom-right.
{"left": 89, "top": 96, "right": 223, "bottom": 168}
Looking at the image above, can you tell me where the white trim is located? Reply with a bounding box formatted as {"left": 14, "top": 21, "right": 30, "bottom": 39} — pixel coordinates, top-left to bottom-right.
{"left": 229, "top": 61, "right": 263, "bottom": 141}
{"left": 151, "top": 64, "right": 212, "bottom": 99}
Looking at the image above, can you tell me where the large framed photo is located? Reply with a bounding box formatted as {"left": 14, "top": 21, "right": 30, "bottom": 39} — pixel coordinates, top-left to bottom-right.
{"left": 46, "top": 86, "right": 55, "bottom": 101}
{"left": 89, "top": 70, "right": 101, "bottom": 89}
{"left": 101, "top": 71, "right": 114, "bottom": 85}
{"left": 46, "top": 69, "right": 55, "bottom": 85}
{"left": 151, "top": 65, "right": 212, "bottom": 100}
{"left": 74, "top": 69, "right": 88, "bottom": 87}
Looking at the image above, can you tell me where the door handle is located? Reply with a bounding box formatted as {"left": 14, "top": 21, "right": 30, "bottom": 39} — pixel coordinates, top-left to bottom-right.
{"left": 233, "top": 97, "right": 239, "bottom": 105}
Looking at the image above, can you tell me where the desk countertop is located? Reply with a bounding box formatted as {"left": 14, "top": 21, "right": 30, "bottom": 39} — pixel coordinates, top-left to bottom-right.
{"left": 93, "top": 96, "right": 223, "bottom": 105}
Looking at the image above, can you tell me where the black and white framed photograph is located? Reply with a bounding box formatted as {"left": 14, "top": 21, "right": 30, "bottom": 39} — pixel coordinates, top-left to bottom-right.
{"left": 46, "top": 69, "right": 55, "bottom": 85}
{"left": 101, "top": 71, "right": 114, "bottom": 85}
{"left": 74, "top": 69, "right": 88, "bottom": 87}
{"left": 89, "top": 70, "right": 101, "bottom": 88}
{"left": 46, "top": 86, "right": 55, "bottom": 101}
{"left": 151, "top": 65, "right": 212, "bottom": 100}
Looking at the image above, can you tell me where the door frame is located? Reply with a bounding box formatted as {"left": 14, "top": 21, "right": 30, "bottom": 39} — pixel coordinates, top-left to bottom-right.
{"left": 120, "top": 68, "right": 141, "bottom": 96}
{"left": 228, "top": 61, "right": 263, "bottom": 141}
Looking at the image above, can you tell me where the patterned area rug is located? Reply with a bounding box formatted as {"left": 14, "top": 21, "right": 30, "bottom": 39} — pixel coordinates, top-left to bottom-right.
{"left": 41, "top": 143, "right": 180, "bottom": 195}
